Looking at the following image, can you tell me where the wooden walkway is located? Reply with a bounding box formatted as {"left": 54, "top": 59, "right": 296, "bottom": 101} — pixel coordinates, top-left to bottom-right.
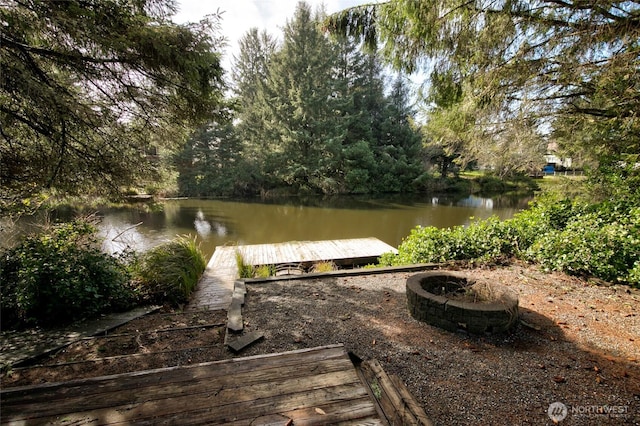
{"left": 1, "top": 344, "right": 383, "bottom": 425}
{"left": 187, "top": 244, "right": 238, "bottom": 311}
{"left": 188, "top": 238, "right": 397, "bottom": 311}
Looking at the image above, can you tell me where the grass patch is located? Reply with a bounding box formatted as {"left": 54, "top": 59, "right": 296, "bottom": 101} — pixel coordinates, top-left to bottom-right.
{"left": 311, "top": 261, "right": 338, "bottom": 273}
{"left": 254, "top": 264, "right": 276, "bottom": 278}
{"left": 536, "top": 175, "right": 588, "bottom": 198}
{"left": 236, "top": 250, "right": 255, "bottom": 278}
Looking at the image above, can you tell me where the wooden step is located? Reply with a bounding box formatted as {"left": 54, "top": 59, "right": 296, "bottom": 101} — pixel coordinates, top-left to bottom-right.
{"left": 2, "top": 344, "right": 383, "bottom": 425}
{"left": 357, "top": 358, "right": 434, "bottom": 426}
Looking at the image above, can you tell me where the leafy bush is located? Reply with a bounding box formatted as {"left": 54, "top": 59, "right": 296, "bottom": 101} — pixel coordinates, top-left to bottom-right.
{"left": 0, "top": 220, "right": 134, "bottom": 328}
{"left": 527, "top": 208, "right": 640, "bottom": 284}
{"left": 134, "top": 236, "right": 206, "bottom": 305}
{"left": 381, "top": 195, "right": 640, "bottom": 287}
{"left": 380, "top": 226, "right": 455, "bottom": 266}
{"left": 380, "top": 216, "right": 518, "bottom": 266}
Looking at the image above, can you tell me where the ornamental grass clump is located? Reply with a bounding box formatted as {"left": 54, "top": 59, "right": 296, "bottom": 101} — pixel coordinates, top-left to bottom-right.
{"left": 311, "top": 261, "right": 338, "bottom": 273}
{"left": 235, "top": 251, "right": 254, "bottom": 278}
{"left": 254, "top": 264, "right": 276, "bottom": 278}
{"left": 135, "top": 236, "right": 206, "bottom": 305}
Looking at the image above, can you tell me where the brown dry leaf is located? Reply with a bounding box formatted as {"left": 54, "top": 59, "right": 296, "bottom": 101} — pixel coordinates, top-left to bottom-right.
{"left": 552, "top": 376, "right": 567, "bottom": 383}
{"left": 315, "top": 407, "right": 326, "bottom": 415}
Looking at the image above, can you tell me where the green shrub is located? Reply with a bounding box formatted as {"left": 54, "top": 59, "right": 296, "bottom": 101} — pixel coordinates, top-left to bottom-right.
{"left": 381, "top": 216, "right": 517, "bottom": 266}
{"left": 0, "top": 220, "right": 134, "bottom": 328}
{"left": 379, "top": 225, "right": 455, "bottom": 266}
{"left": 450, "top": 216, "right": 517, "bottom": 260}
{"left": 474, "top": 174, "right": 511, "bottom": 193}
{"left": 380, "top": 196, "right": 640, "bottom": 287}
{"left": 628, "top": 261, "right": 640, "bottom": 285}
{"left": 527, "top": 208, "right": 640, "bottom": 285}
{"left": 135, "top": 236, "right": 206, "bottom": 305}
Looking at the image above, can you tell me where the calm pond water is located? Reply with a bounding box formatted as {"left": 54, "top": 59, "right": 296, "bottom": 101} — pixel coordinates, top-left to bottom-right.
{"left": 90, "top": 193, "right": 532, "bottom": 260}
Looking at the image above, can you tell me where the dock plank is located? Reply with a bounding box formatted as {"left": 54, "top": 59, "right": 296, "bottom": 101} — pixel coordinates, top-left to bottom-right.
{"left": 1, "top": 345, "right": 381, "bottom": 426}
{"left": 4, "top": 345, "right": 349, "bottom": 404}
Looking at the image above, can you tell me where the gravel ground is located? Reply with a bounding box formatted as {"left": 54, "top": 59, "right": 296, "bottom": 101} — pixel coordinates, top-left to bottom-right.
{"left": 3, "top": 263, "right": 639, "bottom": 425}
{"left": 238, "top": 263, "right": 640, "bottom": 425}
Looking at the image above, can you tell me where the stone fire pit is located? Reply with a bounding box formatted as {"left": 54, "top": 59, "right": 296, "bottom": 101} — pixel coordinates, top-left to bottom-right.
{"left": 406, "top": 271, "right": 519, "bottom": 334}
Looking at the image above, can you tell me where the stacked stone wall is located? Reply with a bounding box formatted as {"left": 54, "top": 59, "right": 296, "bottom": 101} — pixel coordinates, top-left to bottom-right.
{"left": 406, "top": 272, "right": 519, "bottom": 334}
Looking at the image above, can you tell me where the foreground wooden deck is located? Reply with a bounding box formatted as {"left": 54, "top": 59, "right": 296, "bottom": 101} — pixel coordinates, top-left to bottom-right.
{"left": 188, "top": 238, "right": 397, "bottom": 311}
{"left": 1, "top": 344, "right": 383, "bottom": 425}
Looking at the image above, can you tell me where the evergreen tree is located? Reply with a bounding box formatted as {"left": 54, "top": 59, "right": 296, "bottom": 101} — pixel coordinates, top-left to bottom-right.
{"left": 332, "top": 35, "right": 397, "bottom": 193}
{"left": 213, "top": 1, "right": 428, "bottom": 196}
{"left": 232, "top": 27, "right": 277, "bottom": 188}
{"left": 175, "top": 121, "right": 250, "bottom": 197}
{"left": 421, "top": 71, "right": 466, "bottom": 177}
{"left": 260, "top": 2, "right": 345, "bottom": 193}
{"left": 372, "top": 75, "right": 423, "bottom": 192}
{"left": 328, "top": 1, "right": 640, "bottom": 190}
{"left": 1, "top": 0, "right": 226, "bottom": 199}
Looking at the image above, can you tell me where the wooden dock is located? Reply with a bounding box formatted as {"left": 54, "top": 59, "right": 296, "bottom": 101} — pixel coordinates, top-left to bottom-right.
{"left": 188, "top": 238, "right": 397, "bottom": 311}
{"left": 1, "top": 344, "right": 383, "bottom": 425}
{"left": 234, "top": 237, "right": 397, "bottom": 268}
{"left": 187, "top": 243, "right": 239, "bottom": 311}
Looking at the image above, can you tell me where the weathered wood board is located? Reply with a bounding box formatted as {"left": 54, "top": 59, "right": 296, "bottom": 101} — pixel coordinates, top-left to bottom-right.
{"left": 1, "top": 345, "right": 382, "bottom": 425}
{"left": 360, "top": 359, "right": 434, "bottom": 426}
{"left": 235, "top": 238, "right": 397, "bottom": 268}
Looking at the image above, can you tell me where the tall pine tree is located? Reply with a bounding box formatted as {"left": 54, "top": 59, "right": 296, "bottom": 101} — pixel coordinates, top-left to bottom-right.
{"left": 175, "top": 121, "right": 250, "bottom": 197}
{"left": 372, "top": 75, "right": 423, "bottom": 192}
{"left": 332, "top": 35, "right": 384, "bottom": 193}
{"left": 260, "top": 2, "right": 345, "bottom": 193}
{"left": 232, "top": 28, "right": 277, "bottom": 189}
